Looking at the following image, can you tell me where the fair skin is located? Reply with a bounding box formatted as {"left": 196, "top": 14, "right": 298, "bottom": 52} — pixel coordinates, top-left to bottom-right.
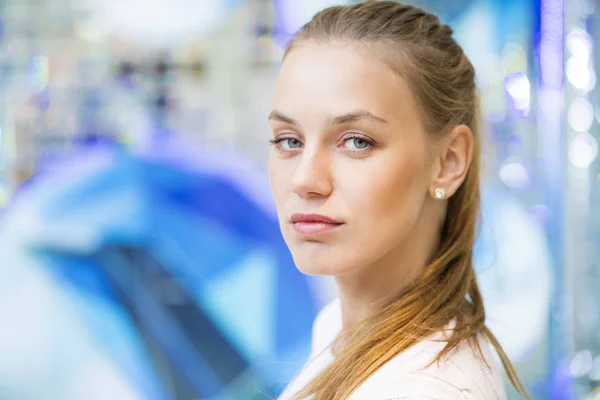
{"left": 268, "top": 42, "right": 473, "bottom": 353}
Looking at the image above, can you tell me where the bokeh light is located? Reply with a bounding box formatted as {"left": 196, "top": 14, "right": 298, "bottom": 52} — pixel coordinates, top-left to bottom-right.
{"left": 565, "top": 28, "right": 596, "bottom": 92}
{"left": 566, "top": 56, "right": 594, "bottom": 91}
{"left": 566, "top": 29, "right": 592, "bottom": 60}
{"left": 504, "top": 72, "right": 530, "bottom": 112}
{"left": 499, "top": 157, "right": 531, "bottom": 189}
{"left": 569, "top": 133, "right": 599, "bottom": 168}
{"left": 570, "top": 350, "right": 593, "bottom": 378}
{"left": 568, "top": 97, "right": 595, "bottom": 132}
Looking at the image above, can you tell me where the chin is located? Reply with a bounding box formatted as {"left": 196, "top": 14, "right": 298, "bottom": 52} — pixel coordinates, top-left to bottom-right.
{"left": 294, "top": 259, "right": 340, "bottom": 276}
{"left": 289, "top": 243, "right": 356, "bottom": 276}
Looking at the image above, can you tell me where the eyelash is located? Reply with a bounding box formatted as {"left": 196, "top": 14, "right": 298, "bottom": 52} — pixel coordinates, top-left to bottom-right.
{"left": 269, "top": 133, "right": 375, "bottom": 155}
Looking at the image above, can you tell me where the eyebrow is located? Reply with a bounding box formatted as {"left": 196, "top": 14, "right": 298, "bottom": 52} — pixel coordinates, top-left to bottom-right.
{"left": 268, "top": 110, "right": 388, "bottom": 126}
{"left": 268, "top": 110, "right": 298, "bottom": 125}
{"left": 327, "top": 110, "right": 388, "bottom": 125}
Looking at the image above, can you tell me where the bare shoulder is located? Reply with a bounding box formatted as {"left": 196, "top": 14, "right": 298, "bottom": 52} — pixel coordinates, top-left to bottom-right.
{"left": 350, "top": 333, "right": 508, "bottom": 400}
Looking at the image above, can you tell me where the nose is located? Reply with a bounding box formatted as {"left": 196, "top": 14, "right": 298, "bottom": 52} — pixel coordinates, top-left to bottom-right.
{"left": 291, "top": 147, "right": 333, "bottom": 199}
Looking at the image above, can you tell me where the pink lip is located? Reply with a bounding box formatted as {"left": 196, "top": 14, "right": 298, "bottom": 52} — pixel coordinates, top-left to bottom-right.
{"left": 290, "top": 213, "right": 344, "bottom": 235}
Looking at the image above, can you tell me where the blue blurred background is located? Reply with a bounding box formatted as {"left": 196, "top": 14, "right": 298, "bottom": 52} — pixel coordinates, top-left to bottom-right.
{"left": 0, "top": 0, "right": 597, "bottom": 399}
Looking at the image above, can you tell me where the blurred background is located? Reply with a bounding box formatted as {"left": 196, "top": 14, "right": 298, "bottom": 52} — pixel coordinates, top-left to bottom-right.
{"left": 0, "top": 0, "right": 597, "bottom": 399}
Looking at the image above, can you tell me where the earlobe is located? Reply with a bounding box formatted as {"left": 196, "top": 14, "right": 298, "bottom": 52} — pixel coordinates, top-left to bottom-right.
{"left": 433, "top": 187, "right": 446, "bottom": 200}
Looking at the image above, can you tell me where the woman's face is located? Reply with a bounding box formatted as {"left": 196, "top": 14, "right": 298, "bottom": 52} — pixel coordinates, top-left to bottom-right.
{"left": 268, "top": 43, "right": 434, "bottom": 276}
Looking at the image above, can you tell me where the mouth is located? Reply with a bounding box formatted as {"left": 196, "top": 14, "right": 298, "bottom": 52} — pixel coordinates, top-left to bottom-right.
{"left": 290, "top": 213, "right": 344, "bottom": 235}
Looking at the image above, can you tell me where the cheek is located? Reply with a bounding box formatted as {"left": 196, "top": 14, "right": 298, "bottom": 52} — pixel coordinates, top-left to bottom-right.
{"left": 268, "top": 157, "right": 296, "bottom": 230}
{"left": 268, "top": 157, "right": 287, "bottom": 202}
{"left": 338, "top": 150, "right": 428, "bottom": 260}
{"left": 346, "top": 153, "right": 427, "bottom": 220}
{"left": 379, "top": 160, "right": 424, "bottom": 211}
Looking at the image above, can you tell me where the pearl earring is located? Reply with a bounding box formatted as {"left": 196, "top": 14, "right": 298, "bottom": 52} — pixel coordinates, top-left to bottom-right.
{"left": 434, "top": 188, "right": 446, "bottom": 199}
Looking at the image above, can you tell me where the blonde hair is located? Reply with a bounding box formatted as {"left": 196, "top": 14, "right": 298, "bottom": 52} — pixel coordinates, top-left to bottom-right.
{"left": 283, "top": 2, "right": 529, "bottom": 399}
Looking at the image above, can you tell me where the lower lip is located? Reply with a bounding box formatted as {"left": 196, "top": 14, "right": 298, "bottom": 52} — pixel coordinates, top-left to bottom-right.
{"left": 292, "top": 222, "right": 343, "bottom": 235}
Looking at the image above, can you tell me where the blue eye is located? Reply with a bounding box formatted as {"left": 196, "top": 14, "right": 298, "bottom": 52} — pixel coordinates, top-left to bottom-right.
{"left": 342, "top": 135, "right": 373, "bottom": 152}
{"left": 270, "top": 137, "right": 303, "bottom": 151}
{"left": 282, "top": 138, "right": 302, "bottom": 149}
{"left": 347, "top": 137, "right": 369, "bottom": 149}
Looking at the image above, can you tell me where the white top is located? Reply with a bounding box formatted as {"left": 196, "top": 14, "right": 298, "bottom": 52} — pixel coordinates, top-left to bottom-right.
{"left": 279, "top": 298, "right": 507, "bottom": 400}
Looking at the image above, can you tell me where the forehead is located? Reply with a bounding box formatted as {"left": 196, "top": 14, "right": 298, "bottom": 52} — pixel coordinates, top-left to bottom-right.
{"left": 273, "top": 43, "right": 418, "bottom": 124}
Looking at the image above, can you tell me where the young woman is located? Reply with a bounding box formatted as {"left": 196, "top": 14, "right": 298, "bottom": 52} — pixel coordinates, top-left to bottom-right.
{"left": 268, "top": 2, "right": 527, "bottom": 399}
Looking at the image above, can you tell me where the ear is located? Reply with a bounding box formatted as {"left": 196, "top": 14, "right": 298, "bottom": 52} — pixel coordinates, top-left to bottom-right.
{"left": 430, "top": 124, "right": 474, "bottom": 199}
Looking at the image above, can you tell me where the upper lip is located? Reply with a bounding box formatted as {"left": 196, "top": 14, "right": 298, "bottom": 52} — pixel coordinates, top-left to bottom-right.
{"left": 290, "top": 213, "right": 343, "bottom": 224}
